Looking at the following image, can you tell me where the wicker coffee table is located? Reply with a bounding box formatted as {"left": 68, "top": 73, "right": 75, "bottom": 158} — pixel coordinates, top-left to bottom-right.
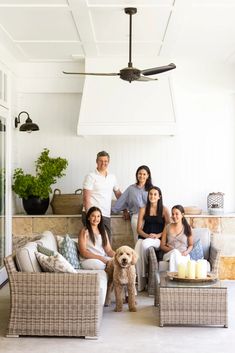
{"left": 156, "top": 274, "right": 228, "bottom": 327}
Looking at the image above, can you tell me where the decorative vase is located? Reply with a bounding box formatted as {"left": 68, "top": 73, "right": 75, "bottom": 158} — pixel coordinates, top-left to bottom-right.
{"left": 22, "top": 196, "right": 49, "bottom": 215}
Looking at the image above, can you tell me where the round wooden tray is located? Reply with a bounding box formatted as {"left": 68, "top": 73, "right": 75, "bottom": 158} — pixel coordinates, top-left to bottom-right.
{"left": 167, "top": 272, "right": 217, "bottom": 282}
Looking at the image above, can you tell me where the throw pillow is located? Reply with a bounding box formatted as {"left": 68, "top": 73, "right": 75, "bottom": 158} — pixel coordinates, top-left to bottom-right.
{"left": 57, "top": 234, "right": 81, "bottom": 269}
{"left": 190, "top": 239, "right": 204, "bottom": 261}
{"left": 35, "top": 252, "right": 77, "bottom": 273}
{"left": 56, "top": 235, "right": 64, "bottom": 248}
{"left": 37, "top": 244, "right": 55, "bottom": 256}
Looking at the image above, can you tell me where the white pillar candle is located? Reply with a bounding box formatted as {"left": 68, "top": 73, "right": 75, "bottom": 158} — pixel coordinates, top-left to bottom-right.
{"left": 198, "top": 259, "right": 207, "bottom": 278}
{"left": 187, "top": 260, "right": 196, "bottom": 279}
{"left": 185, "top": 262, "right": 188, "bottom": 278}
{"left": 178, "top": 263, "right": 186, "bottom": 278}
{"left": 196, "top": 261, "right": 203, "bottom": 279}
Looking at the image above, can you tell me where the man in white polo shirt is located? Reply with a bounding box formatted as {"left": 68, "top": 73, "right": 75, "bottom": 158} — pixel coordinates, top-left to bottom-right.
{"left": 83, "top": 151, "right": 121, "bottom": 240}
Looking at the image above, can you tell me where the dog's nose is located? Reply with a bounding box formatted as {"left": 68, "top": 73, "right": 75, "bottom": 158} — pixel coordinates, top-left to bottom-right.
{"left": 121, "top": 259, "right": 127, "bottom": 265}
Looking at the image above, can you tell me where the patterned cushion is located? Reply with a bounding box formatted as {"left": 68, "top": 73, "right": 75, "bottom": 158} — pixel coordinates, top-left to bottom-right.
{"left": 35, "top": 252, "right": 77, "bottom": 273}
{"left": 190, "top": 239, "right": 204, "bottom": 261}
{"left": 56, "top": 235, "right": 64, "bottom": 248}
{"left": 37, "top": 244, "right": 55, "bottom": 256}
{"left": 57, "top": 235, "right": 81, "bottom": 269}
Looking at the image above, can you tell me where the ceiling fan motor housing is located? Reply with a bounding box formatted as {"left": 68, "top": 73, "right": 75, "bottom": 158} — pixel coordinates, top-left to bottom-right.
{"left": 120, "top": 67, "right": 141, "bottom": 82}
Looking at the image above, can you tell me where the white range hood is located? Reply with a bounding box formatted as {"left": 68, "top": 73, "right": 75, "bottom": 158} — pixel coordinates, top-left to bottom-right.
{"left": 77, "top": 58, "right": 176, "bottom": 136}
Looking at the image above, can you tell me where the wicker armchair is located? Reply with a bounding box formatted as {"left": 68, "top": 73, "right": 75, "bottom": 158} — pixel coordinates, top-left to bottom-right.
{"left": 4, "top": 254, "right": 103, "bottom": 338}
{"left": 147, "top": 228, "right": 221, "bottom": 296}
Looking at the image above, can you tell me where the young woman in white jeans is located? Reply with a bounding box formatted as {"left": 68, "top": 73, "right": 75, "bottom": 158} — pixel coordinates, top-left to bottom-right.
{"left": 112, "top": 165, "right": 153, "bottom": 244}
{"left": 161, "top": 205, "right": 193, "bottom": 272}
{"left": 78, "top": 206, "right": 115, "bottom": 270}
{"left": 135, "top": 186, "right": 170, "bottom": 291}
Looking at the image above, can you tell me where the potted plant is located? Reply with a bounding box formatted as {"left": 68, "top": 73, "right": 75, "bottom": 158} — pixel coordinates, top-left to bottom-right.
{"left": 12, "top": 148, "right": 68, "bottom": 215}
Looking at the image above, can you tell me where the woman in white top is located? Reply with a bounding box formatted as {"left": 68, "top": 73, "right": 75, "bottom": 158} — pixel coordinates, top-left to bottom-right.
{"left": 79, "top": 206, "right": 115, "bottom": 270}
{"left": 160, "top": 205, "right": 193, "bottom": 272}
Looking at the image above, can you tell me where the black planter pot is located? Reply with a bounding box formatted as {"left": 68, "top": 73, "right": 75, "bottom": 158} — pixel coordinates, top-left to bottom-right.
{"left": 22, "top": 196, "right": 50, "bottom": 215}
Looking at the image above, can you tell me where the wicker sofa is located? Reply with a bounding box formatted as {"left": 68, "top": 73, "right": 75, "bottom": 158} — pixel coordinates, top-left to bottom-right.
{"left": 4, "top": 231, "right": 107, "bottom": 338}
{"left": 147, "top": 227, "right": 221, "bottom": 296}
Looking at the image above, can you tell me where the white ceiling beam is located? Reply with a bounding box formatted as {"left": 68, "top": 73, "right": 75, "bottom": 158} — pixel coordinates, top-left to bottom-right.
{"left": 68, "top": 0, "right": 98, "bottom": 57}
{"left": 159, "top": 0, "right": 192, "bottom": 57}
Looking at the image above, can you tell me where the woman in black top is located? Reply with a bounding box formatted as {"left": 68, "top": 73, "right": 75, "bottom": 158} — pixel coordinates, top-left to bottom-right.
{"left": 135, "top": 186, "right": 170, "bottom": 291}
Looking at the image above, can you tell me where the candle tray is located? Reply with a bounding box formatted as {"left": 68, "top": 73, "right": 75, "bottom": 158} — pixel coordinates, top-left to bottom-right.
{"left": 167, "top": 272, "right": 217, "bottom": 282}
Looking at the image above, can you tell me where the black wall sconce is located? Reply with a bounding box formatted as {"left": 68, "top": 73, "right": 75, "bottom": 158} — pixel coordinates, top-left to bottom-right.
{"left": 0, "top": 120, "right": 6, "bottom": 132}
{"left": 15, "top": 111, "right": 39, "bottom": 132}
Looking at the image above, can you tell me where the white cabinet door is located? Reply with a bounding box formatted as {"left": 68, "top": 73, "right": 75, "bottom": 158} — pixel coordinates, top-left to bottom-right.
{"left": 0, "top": 68, "right": 8, "bottom": 108}
{"left": 0, "top": 110, "right": 7, "bottom": 285}
{"left": 0, "top": 65, "right": 10, "bottom": 285}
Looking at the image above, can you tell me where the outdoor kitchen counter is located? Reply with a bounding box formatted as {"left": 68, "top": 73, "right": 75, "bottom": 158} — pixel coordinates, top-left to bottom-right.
{"left": 12, "top": 213, "right": 235, "bottom": 279}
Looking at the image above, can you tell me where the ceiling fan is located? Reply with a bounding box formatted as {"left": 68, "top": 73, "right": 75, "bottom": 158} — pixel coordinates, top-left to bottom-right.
{"left": 63, "top": 7, "right": 176, "bottom": 83}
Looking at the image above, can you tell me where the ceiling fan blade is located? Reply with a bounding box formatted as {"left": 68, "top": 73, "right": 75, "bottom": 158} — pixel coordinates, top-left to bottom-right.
{"left": 141, "top": 63, "right": 176, "bottom": 76}
{"left": 137, "top": 76, "right": 158, "bottom": 82}
{"left": 63, "top": 71, "right": 120, "bottom": 76}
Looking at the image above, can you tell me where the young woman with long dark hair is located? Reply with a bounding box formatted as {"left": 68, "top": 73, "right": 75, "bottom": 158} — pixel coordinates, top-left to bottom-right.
{"left": 161, "top": 205, "right": 193, "bottom": 272}
{"left": 135, "top": 186, "right": 170, "bottom": 291}
{"left": 112, "top": 165, "right": 153, "bottom": 244}
{"left": 79, "top": 206, "right": 115, "bottom": 270}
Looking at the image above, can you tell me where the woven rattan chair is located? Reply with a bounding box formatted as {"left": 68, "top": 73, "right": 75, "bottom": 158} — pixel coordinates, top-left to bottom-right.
{"left": 4, "top": 254, "right": 103, "bottom": 338}
{"left": 147, "top": 228, "right": 221, "bottom": 296}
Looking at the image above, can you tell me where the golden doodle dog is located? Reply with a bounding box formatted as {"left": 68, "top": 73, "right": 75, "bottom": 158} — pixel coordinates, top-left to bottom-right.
{"left": 105, "top": 245, "right": 138, "bottom": 312}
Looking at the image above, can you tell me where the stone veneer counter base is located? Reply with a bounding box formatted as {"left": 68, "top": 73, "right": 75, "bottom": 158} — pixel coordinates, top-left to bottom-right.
{"left": 12, "top": 214, "right": 235, "bottom": 279}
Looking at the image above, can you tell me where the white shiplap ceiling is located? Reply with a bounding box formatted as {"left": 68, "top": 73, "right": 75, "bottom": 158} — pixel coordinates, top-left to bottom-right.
{"left": 0, "top": 0, "right": 235, "bottom": 63}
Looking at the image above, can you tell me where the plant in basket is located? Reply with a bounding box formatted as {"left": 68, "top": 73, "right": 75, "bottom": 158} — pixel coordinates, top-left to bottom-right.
{"left": 12, "top": 148, "right": 68, "bottom": 215}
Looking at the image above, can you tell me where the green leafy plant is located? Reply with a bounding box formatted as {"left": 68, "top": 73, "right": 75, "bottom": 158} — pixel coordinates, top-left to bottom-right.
{"left": 12, "top": 148, "right": 68, "bottom": 199}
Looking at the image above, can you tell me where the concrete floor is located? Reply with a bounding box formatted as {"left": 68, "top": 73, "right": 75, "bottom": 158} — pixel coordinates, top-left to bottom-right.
{"left": 0, "top": 281, "right": 235, "bottom": 353}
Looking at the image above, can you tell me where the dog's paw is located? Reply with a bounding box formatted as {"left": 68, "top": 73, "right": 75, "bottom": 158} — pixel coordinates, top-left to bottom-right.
{"left": 129, "top": 307, "right": 137, "bottom": 312}
{"left": 114, "top": 307, "right": 122, "bottom": 312}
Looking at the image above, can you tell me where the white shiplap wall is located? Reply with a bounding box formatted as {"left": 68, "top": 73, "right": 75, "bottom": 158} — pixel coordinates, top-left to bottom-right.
{"left": 12, "top": 61, "right": 235, "bottom": 214}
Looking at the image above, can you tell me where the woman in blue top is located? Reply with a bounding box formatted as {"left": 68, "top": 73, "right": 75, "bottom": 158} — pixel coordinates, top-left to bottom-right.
{"left": 112, "top": 165, "right": 153, "bottom": 243}
{"left": 135, "top": 186, "right": 170, "bottom": 291}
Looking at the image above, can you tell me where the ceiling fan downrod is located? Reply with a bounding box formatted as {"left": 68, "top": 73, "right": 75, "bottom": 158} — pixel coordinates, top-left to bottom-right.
{"left": 125, "top": 7, "right": 137, "bottom": 68}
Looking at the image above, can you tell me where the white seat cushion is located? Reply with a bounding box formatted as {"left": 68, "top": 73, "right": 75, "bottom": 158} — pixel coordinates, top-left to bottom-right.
{"left": 16, "top": 241, "right": 42, "bottom": 272}
{"left": 38, "top": 230, "right": 58, "bottom": 252}
{"left": 16, "top": 230, "right": 58, "bottom": 272}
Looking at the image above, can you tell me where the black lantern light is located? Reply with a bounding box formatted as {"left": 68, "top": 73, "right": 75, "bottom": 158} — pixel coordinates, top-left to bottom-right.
{"left": 0, "top": 120, "right": 6, "bottom": 132}
{"left": 15, "top": 111, "right": 39, "bottom": 132}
